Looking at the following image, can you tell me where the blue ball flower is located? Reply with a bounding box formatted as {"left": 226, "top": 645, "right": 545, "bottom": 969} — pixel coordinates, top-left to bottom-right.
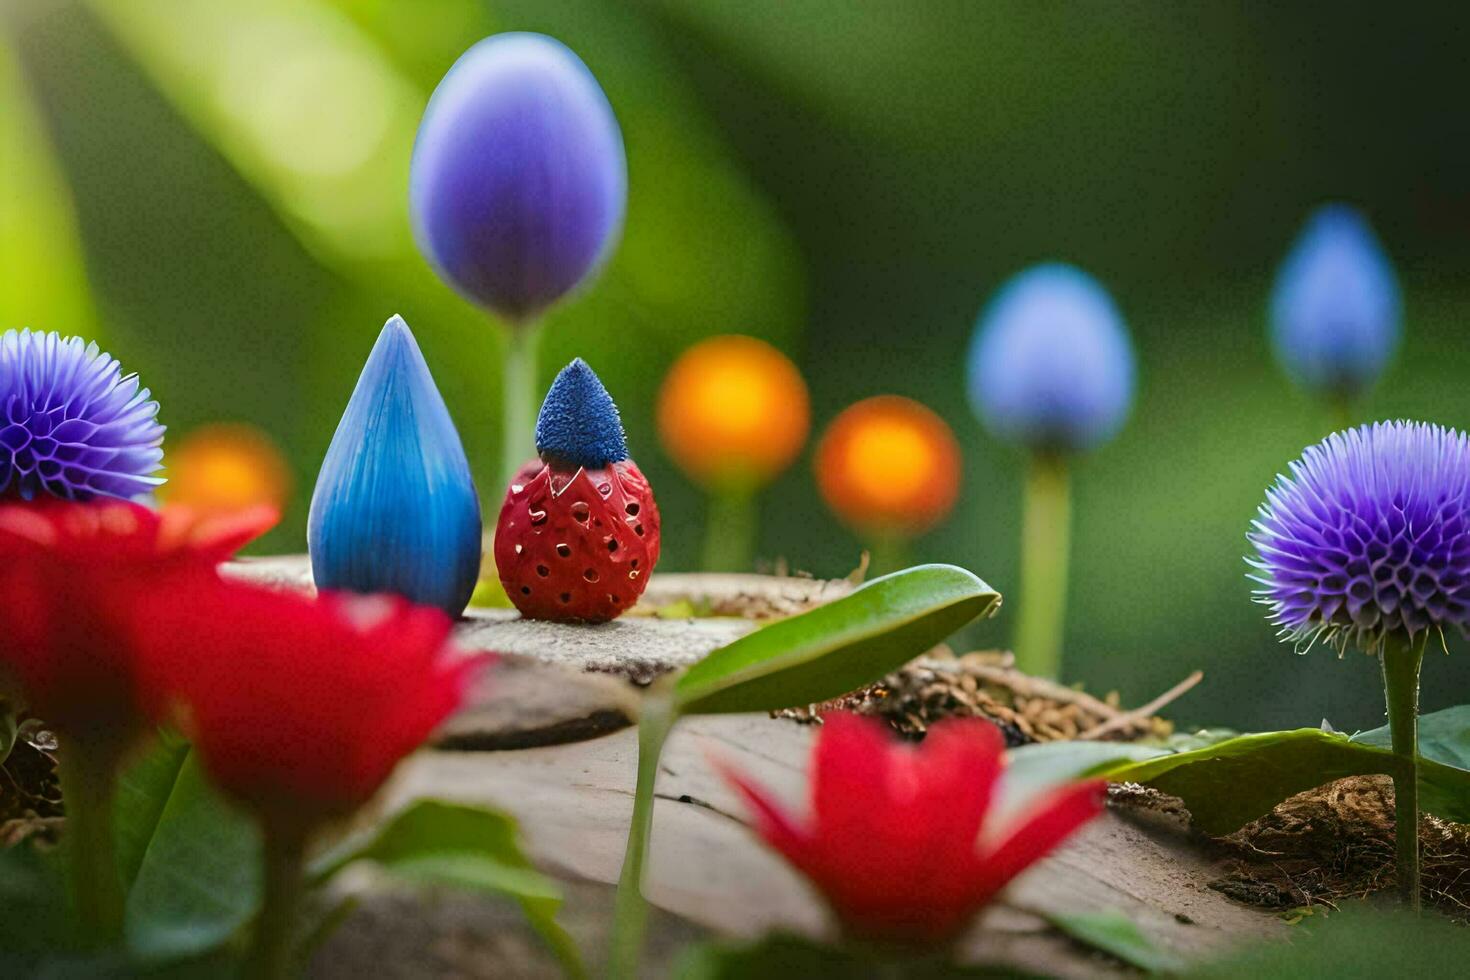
{"left": 1248, "top": 421, "right": 1470, "bottom": 653}
{"left": 1270, "top": 204, "right": 1401, "bottom": 400}
{"left": 534, "top": 358, "right": 628, "bottom": 470}
{"left": 308, "top": 315, "right": 481, "bottom": 617}
{"left": 0, "top": 329, "right": 164, "bottom": 502}
{"left": 410, "top": 33, "right": 627, "bottom": 323}
{"left": 967, "top": 264, "right": 1135, "bottom": 454}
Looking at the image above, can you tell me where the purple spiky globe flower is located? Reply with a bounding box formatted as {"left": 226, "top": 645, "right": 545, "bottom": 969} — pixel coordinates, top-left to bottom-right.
{"left": 0, "top": 329, "right": 164, "bottom": 502}
{"left": 410, "top": 33, "right": 627, "bottom": 324}
{"left": 1248, "top": 421, "right": 1470, "bottom": 654}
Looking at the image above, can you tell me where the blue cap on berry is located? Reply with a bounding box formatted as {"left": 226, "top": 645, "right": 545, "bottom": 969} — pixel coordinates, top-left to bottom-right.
{"left": 534, "top": 358, "right": 628, "bottom": 470}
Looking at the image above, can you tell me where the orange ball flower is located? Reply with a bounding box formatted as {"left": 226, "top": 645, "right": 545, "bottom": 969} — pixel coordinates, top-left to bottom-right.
{"left": 160, "top": 424, "right": 292, "bottom": 518}
{"left": 657, "top": 335, "right": 810, "bottom": 491}
{"left": 815, "top": 396, "right": 961, "bottom": 536}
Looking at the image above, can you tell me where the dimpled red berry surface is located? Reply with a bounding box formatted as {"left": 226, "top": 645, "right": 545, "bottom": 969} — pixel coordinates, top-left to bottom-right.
{"left": 495, "top": 359, "right": 660, "bottom": 622}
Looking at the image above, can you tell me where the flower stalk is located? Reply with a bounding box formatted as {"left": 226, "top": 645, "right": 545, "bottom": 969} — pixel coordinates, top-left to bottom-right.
{"left": 248, "top": 825, "right": 308, "bottom": 980}
{"left": 58, "top": 743, "right": 125, "bottom": 945}
{"left": 1015, "top": 452, "right": 1071, "bottom": 679}
{"left": 610, "top": 692, "right": 674, "bottom": 980}
{"left": 501, "top": 322, "right": 542, "bottom": 490}
{"left": 1381, "top": 630, "right": 1427, "bottom": 911}
{"left": 701, "top": 486, "right": 755, "bottom": 573}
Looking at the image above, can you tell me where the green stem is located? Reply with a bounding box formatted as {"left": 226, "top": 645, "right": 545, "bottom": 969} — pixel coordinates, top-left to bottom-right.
{"left": 1014, "top": 453, "right": 1072, "bottom": 680}
{"left": 610, "top": 693, "right": 676, "bottom": 980}
{"left": 58, "top": 742, "right": 124, "bottom": 946}
{"left": 248, "top": 826, "right": 308, "bottom": 980}
{"left": 1380, "top": 631, "right": 1427, "bottom": 911}
{"left": 1327, "top": 395, "right": 1356, "bottom": 436}
{"left": 501, "top": 322, "right": 542, "bottom": 493}
{"left": 864, "top": 533, "right": 910, "bottom": 579}
{"left": 701, "top": 488, "right": 757, "bottom": 572}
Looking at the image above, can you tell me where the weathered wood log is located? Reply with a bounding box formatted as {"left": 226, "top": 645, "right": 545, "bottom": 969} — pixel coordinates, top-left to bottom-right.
{"left": 310, "top": 716, "right": 1284, "bottom": 978}
{"left": 224, "top": 558, "right": 845, "bottom": 748}
{"left": 233, "top": 559, "right": 1281, "bottom": 976}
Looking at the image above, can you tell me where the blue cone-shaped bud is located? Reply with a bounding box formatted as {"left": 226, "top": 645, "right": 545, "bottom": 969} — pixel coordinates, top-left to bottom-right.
{"left": 1270, "top": 204, "right": 1401, "bottom": 400}
{"left": 410, "top": 33, "right": 627, "bottom": 324}
{"left": 534, "top": 358, "right": 628, "bottom": 469}
{"left": 308, "top": 315, "right": 481, "bottom": 616}
{"left": 967, "top": 263, "right": 1135, "bottom": 454}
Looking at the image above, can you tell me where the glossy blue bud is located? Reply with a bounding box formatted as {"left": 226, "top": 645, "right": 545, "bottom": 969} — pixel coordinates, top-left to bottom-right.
{"left": 534, "top": 358, "right": 628, "bottom": 469}
{"left": 308, "top": 315, "right": 481, "bottom": 616}
{"left": 967, "top": 263, "right": 1135, "bottom": 454}
{"left": 1270, "top": 204, "right": 1401, "bottom": 400}
{"left": 410, "top": 33, "right": 627, "bottom": 323}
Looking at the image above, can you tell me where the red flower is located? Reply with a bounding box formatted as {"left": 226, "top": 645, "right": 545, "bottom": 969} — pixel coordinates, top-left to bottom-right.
{"left": 0, "top": 501, "right": 275, "bottom": 751}
{"left": 149, "top": 581, "right": 477, "bottom": 833}
{"left": 715, "top": 713, "right": 1105, "bottom": 946}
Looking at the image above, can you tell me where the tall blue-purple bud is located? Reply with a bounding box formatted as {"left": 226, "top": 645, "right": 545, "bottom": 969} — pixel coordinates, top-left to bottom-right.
{"left": 967, "top": 264, "right": 1135, "bottom": 454}
{"left": 308, "top": 316, "right": 481, "bottom": 616}
{"left": 409, "top": 33, "right": 627, "bottom": 324}
{"left": 0, "top": 329, "right": 164, "bottom": 501}
{"left": 534, "top": 358, "right": 628, "bottom": 470}
{"left": 1270, "top": 204, "right": 1401, "bottom": 401}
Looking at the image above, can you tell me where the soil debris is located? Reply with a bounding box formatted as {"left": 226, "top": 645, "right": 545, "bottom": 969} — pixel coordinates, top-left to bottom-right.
{"left": 1210, "top": 776, "right": 1470, "bottom": 919}
{"left": 626, "top": 572, "right": 853, "bottom": 622}
{"left": 773, "top": 651, "right": 1184, "bottom": 744}
{"left": 1, "top": 725, "right": 63, "bottom": 847}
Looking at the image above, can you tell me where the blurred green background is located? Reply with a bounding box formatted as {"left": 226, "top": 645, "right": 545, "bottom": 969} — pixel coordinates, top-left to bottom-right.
{"left": 4, "top": 0, "right": 1468, "bottom": 732}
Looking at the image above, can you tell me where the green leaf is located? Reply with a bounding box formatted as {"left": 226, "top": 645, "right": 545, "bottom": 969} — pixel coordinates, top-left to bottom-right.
{"left": 1350, "top": 704, "right": 1470, "bottom": 768}
{"left": 674, "top": 932, "right": 1038, "bottom": 979}
{"left": 1102, "top": 727, "right": 1470, "bottom": 835}
{"left": 1044, "top": 910, "right": 1184, "bottom": 974}
{"left": 1183, "top": 902, "right": 1470, "bottom": 979}
{"left": 672, "top": 565, "right": 1000, "bottom": 715}
{"left": 123, "top": 751, "right": 261, "bottom": 961}
{"left": 1000, "top": 740, "right": 1166, "bottom": 817}
{"left": 113, "top": 728, "right": 191, "bottom": 890}
{"left": 0, "top": 840, "right": 72, "bottom": 952}
{"left": 311, "top": 799, "right": 584, "bottom": 980}
{"left": 0, "top": 699, "right": 18, "bottom": 766}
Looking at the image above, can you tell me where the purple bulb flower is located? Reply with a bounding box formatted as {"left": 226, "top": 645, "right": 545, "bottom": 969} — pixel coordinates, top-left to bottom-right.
{"left": 410, "top": 33, "right": 627, "bottom": 324}
{"left": 1248, "top": 421, "right": 1470, "bottom": 654}
{"left": 1271, "top": 204, "right": 1401, "bottom": 401}
{"left": 0, "top": 329, "right": 164, "bottom": 502}
{"left": 967, "top": 264, "right": 1135, "bottom": 454}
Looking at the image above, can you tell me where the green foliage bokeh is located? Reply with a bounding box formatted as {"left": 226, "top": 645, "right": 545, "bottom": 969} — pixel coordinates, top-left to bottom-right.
{"left": 4, "top": 0, "right": 1468, "bottom": 732}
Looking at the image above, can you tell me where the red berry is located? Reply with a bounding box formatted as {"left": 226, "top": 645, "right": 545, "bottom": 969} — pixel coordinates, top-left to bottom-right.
{"left": 494, "top": 458, "right": 660, "bottom": 622}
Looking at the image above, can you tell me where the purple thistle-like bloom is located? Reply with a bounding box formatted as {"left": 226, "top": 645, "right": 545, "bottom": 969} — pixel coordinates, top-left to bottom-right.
{"left": 1248, "top": 421, "right": 1470, "bottom": 654}
{"left": 0, "top": 329, "right": 164, "bottom": 502}
{"left": 410, "top": 33, "right": 627, "bottom": 323}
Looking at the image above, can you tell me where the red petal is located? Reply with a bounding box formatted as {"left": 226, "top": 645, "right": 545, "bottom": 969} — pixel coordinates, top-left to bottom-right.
{"left": 709, "top": 754, "right": 811, "bottom": 866}
{"left": 972, "top": 779, "right": 1106, "bottom": 902}
{"left": 901, "top": 718, "right": 1006, "bottom": 880}
{"left": 810, "top": 713, "right": 892, "bottom": 836}
{"left": 159, "top": 504, "right": 278, "bottom": 560}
